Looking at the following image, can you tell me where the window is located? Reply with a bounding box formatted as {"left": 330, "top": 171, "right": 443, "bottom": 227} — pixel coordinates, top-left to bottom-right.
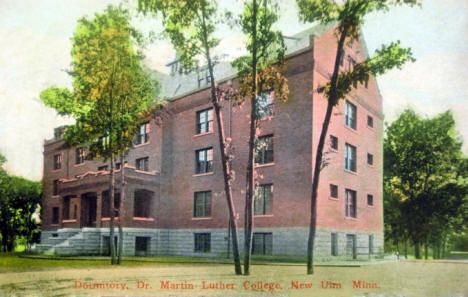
{"left": 345, "top": 101, "right": 357, "bottom": 129}
{"left": 73, "top": 205, "right": 77, "bottom": 220}
{"left": 195, "top": 148, "right": 213, "bottom": 174}
{"left": 255, "top": 135, "right": 273, "bottom": 165}
{"left": 194, "top": 233, "right": 211, "bottom": 253}
{"left": 196, "top": 108, "right": 213, "bottom": 134}
{"left": 116, "top": 162, "right": 127, "bottom": 170}
{"left": 367, "top": 115, "right": 374, "bottom": 128}
{"left": 367, "top": 194, "right": 374, "bottom": 206}
{"left": 52, "top": 207, "right": 59, "bottom": 224}
{"left": 53, "top": 154, "right": 62, "bottom": 170}
{"left": 135, "top": 122, "right": 150, "bottom": 145}
{"left": 252, "top": 233, "right": 273, "bottom": 255}
{"left": 134, "top": 190, "right": 152, "bottom": 218}
{"left": 347, "top": 55, "right": 356, "bottom": 71}
{"left": 98, "top": 165, "right": 108, "bottom": 171}
{"left": 62, "top": 197, "right": 70, "bottom": 220}
{"left": 135, "top": 237, "right": 150, "bottom": 256}
{"left": 330, "top": 184, "right": 338, "bottom": 199}
{"left": 136, "top": 157, "right": 149, "bottom": 172}
{"left": 254, "top": 184, "right": 272, "bottom": 215}
{"left": 331, "top": 233, "right": 338, "bottom": 256}
{"left": 345, "top": 143, "right": 356, "bottom": 172}
{"left": 345, "top": 189, "right": 357, "bottom": 218}
{"left": 75, "top": 147, "right": 85, "bottom": 164}
{"left": 330, "top": 135, "right": 338, "bottom": 150}
{"left": 194, "top": 191, "right": 212, "bottom": 218}
{"left": 369, "top": 234, "right": 374, "bottom": 254}
{"left": 255, "top": 92, "right": 273, "bottom": 118}
{"left": 99, "top": 135, "right": 109, "bottom": 150}
{"left": 101, "top": 191, "right": 121, "bottom": 218}
{"left": 367, "top": 153, "right": 374, "bottom": 166}
{"left": 53, "top": 179, "right": 59, "bottom": 196}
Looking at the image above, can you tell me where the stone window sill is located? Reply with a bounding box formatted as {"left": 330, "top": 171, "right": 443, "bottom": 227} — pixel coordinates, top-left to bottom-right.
{"left": 193, "top": 172, "right": 214, "bottom": 177}
{"left": 194, "top": 131, "right": 214, "bottom": 138}
{"left": 255, "top": 163, "right": 275, "bottom": 168}
{"left": 133, "top": 217, "right": 154, "bottom": 221}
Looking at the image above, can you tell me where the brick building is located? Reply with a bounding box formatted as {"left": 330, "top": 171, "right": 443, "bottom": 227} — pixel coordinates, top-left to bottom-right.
{"left": 36, "top": 25, "right": 384, "bottom": 259}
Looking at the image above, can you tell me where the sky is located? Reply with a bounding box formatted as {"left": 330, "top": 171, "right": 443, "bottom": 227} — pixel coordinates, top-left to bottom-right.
{"left": 0, "top": 0, "right": 467, "bottom": 181}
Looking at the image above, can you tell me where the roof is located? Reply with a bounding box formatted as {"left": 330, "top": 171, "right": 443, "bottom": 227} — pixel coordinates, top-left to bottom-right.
{"left": 150, "top": 23, "right": 334, "bottom": 101}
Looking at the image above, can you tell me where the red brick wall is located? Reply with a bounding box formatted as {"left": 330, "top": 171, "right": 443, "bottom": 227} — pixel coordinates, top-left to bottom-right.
{"left": 42, "top": 27, "right": 383, "bottom": 235}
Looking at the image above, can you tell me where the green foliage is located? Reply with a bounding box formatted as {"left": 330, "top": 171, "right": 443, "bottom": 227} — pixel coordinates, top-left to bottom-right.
{"left": 323, "top": 41, "right": 415, "bottom": 102}
{"left": 232, "top": 0, "right": 288, "bottom": 102}
{"left": 384, "top": 109, "right": 468, "bottom": 256}
{"left": 0, "top": 168, "right": 41, "bottom": 252}
{"left": 40, "top": 6, "right": 159, "bottom": 160}
{"left": 138, "top": 0, "right": 220, "bottom": 72}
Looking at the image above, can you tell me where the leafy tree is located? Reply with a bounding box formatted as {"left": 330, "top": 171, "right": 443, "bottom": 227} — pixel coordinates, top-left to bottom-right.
{"left": 0, "top": 155, "right": 41, "bottom": 252}
{"left": 296, "top": 0, "right": 417, "bottom": 274}
{"left": 41, "top": 6, "right": 158, "bottom": 264}
{"left": 232, "top": 0, "right": 288, "bottom": 275}
{"left": 137, "top": 0, "right": 244, "bottom": 275}
{"left": 384, "top": 110, "right": 468, "bottom": 259}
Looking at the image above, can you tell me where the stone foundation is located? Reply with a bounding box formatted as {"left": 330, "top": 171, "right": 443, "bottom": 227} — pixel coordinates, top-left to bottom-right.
{"left": 37, "top": 227, "right": 383, "bottom": 259}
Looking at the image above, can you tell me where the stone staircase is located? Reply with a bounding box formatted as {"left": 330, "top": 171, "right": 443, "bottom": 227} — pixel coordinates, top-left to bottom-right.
{"left": 33, "top": 228, "right": 102, "bottom": 256}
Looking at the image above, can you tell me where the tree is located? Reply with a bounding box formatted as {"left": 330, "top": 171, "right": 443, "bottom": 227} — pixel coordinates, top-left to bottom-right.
{"left": 384, "top": 110, "right": 468, "bottom": 259}
{"left": 137, "top": 0, "right": 244, "bottom": 275}
{"left": 41, "top": 6, "right": 158, "bottom": 264}
{"left": 296, "top": 0, "right": 417, "bottom": 274}
{"left": 0, "top": 155, "right": 41, "bottom": 252}
{"left": 232, "top": 0, "right": 289, "bottom": 275}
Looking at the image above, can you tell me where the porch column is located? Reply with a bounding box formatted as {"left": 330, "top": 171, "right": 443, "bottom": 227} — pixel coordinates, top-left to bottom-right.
{"left": 121, "top": 184, "right": 133, "bottom": 226}
{"left": 96, "top": 191, "right": 102, "bottom": 227}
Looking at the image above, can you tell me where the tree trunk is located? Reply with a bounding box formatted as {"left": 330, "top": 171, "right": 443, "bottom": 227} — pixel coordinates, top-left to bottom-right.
{"left": 396, "top": 239, "right": 400, "bottom": 260}
{"left": 213, "top": 100, "right": 242, "bottom": 275}
{"left": 404, "top": 239, "right": 408, "bottom": 259}
{"left": 109, "top": 156, "right": 116, "bottom": 265}
{"left": 307, "top": 23, "right": 347, "bottom": 275}
{"left": 414, "top": 242, "right": 421, "bottom": 259}
{"left": 424, "top": 243, "right": 428, "bottom": 260}
{"left": 117, "top": 155, "right": 125, "bottom": 264}
{"left": 199, "top": 2, "right": 242, "bottom": 275}
{"left": 243, "top": 0, "right": 258, "bottom": 276}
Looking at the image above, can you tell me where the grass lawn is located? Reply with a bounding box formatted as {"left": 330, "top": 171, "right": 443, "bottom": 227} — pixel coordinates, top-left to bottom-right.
{"left": 0, "top": 253, "right": 467, "bottom": 297}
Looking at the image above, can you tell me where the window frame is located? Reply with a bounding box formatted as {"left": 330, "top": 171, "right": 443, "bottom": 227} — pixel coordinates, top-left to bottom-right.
{"left": 254, "top": 135, "right": 274, "bottom": 165}
{"left": 367, "top": 153, "right": 374, "bottom": 166}
{"left": 330, "top": 184, "right": 338, "bottom": 199}
{"left": 136, "top": 157, "right": 149, "bottom": 172}
{"left": 367, "top": 115, "right": 374, "bottom": 128}
{"left": 194, "top": 233, "right": 211, "bottom": 253}
{"left": 345, "top": 143, "right": 357, "bottom": 172}
{"left": 331, "top": 232, "right": 338, "bottom": 256}
{"left": 52, "top": 207, "right": 59, "bottom": 224}
{"left": 135, "top": 122, "right": 150, "bottom": 145}
{"left": 133, "top": 190, "right": 151, "bottom": 218}
{"left": 98, "top": 165, "right": 108, "bottom": 171}
{"left": 254, "top": 184, "right": 273, "bottom": 216}
{"left": 367, "top": 194, "right": 374, "bottom": 206}
{"left": 196, "top": 108, "right": 213, "bottom": 134}
{"left": 330, "top": 135, "right": 338, "bottom": 150}
{"left": 53, "top": 179, "right": 59, "bottom": 196}
{"left": 345, "top": 189, "right": 357, "bottom": 218}
{"left": 345, "top": 100, "right": 357, "bottom": 130}
{"left": 252, "top": 232, "right": 273, "bottom": 255}
{"left": 255, "top": 91, "right": 274, "bottom": 118}
{"left": 195, "top": 147, "right": 213, "bottom": 174}
{"left": 53, "top": 153, "right": 62, "bottom": 170}
{"left": 75, "top": 147, "right": 85, "bottom": 165}
{"left": 193, "top": 191, "right": 212, "bottom": 218}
